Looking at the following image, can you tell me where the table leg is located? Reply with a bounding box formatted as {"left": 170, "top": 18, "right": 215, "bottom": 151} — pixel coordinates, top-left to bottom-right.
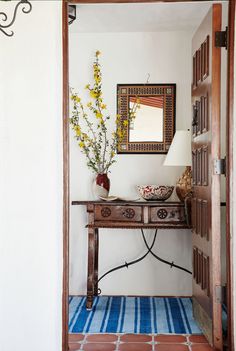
{"left": 86, "top": 227, "right": 95, "bottom": 310}
{"left": 94, "top": 228, "right": 99, "bottom": 295}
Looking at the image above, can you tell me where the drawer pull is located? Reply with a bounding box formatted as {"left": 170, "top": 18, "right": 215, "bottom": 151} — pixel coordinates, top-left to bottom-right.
{"left": 157, "top": 209, "right": 168, "bottom": 219}
{"left": 122, "top": 208, "right": 135, "bottom": 219}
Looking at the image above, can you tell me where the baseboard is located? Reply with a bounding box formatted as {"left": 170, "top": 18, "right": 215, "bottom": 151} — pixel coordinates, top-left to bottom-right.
{"left": 192, "top": 297, "right": 212, "bottom": 345}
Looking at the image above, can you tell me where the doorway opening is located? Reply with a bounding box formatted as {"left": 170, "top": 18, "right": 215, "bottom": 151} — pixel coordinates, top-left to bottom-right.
{"left": 62, "top": 1, "right": 235, "bottom": 351}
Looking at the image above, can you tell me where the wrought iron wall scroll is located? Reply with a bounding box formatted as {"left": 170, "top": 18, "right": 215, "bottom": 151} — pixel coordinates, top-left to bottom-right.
{"left": 0, "top": 0, "right": 32, "bottom": 37}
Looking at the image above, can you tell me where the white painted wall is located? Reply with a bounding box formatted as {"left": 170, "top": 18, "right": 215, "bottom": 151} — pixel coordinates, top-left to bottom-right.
{"left": 69, "top": 31, "right": 193, "bottom": 296}
{"left": 0, "top": 2, "right": 63, "bottom": 351}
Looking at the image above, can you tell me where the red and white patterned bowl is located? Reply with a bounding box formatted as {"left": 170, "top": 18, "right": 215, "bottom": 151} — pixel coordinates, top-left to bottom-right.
{"left": 137, "top": 185, "right": 174, "bottom": 201}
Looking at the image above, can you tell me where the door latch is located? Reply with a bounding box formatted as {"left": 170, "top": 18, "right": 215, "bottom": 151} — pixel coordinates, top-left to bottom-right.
{"left": 213, "top": 158, "right": 226, "bottom": 176}
{"left": 192, "top": 103, "right": 198, "bottom": 127}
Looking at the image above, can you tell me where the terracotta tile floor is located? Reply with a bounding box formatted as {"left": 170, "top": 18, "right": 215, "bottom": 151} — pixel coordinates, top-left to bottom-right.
{"left": 69, "top": 333, "right": 213, "bottom": 351}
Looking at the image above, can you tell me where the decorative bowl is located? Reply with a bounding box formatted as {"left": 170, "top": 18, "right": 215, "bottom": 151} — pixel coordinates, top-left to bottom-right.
{"left": 137, "top": 185, "right": 174, "bottom": 201}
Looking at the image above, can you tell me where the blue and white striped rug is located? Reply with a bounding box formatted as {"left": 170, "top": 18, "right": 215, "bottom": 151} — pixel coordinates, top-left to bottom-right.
{"left": 69, "top": 296, "right": 202, "bottom": 334}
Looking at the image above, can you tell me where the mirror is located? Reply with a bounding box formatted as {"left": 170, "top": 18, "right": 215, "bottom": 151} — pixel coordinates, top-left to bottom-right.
{"left": 117, "top": 84, "right": 176, "bottom": 154}
{"left": 129, "top": 96, "right": 164, "bottom": 142}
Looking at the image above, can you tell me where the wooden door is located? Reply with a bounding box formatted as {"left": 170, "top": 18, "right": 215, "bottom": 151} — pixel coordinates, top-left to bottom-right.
{"left": 191, "top": 4, "right": 222, "bottom": 350}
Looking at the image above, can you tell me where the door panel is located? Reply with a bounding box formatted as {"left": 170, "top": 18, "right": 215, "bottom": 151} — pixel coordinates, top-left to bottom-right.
{"left": 191, "top": 4, "right": 222, "bottom": 350}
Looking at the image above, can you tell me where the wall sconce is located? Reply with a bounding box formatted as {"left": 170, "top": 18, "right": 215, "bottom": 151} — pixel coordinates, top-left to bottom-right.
{"left": 68, "top": 5, "right": 76, "bottom": 25}
{"left": 0, "top": 0, "right": 32, "bottom": 37}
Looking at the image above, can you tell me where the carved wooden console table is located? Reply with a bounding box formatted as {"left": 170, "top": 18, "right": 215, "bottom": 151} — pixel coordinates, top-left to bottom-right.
{"left": 72, "top": 200, "right": 190, "bottom": 309}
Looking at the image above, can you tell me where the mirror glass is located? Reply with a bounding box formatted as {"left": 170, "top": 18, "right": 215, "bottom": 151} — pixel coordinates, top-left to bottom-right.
{"left": 129, "top": 96, "right": 164, "bottom": 142}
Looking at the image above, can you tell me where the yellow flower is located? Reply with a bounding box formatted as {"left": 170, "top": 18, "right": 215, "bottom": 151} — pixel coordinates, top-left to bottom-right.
{"left": 117, "top": 128, "right": 123, "bottom": 138}
{"left": 82, "top": 133, "right": 89, "bottom": 141}
{"left": 95, "top": 76, "right": 101, "bottom": 84}
{"left": 96, "top": 112, "right": 103, "bottom": 119}
{"left": 130, "top": 112, "right": 135, "bottom": 119}
{"left": 69, "top": 51, "right": 140, "bottom": 174}
{"left": 90, "top": 90, "right": 98, "bottom": 99}
{"left": 74, "top": 126, "right": 81, "bottom": 136}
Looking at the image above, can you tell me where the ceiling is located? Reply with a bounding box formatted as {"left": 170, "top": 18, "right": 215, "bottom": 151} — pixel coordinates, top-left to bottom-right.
{"left": 69, "top": 2, "right": 225, "bottom": 33}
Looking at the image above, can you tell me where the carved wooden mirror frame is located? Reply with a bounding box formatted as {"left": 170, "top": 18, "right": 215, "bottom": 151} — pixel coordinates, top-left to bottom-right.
{"left": 117, "top": 84, "right": 176, "bottom": 154}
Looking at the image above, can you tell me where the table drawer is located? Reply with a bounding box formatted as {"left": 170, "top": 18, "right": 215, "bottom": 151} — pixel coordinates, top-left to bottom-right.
{"left": 95, "top": 205, "right": 142, "bottom": 222}
{"left": 149, "top": 206, "right": 186, "bottom": 223}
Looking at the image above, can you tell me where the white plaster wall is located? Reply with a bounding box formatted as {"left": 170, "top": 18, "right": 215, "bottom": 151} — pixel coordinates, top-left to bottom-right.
{"left": 69, "top": 31, "right": 193, "bottom": 296}
{"left": 0, "top": 2, "right": 63, "bottom": 351}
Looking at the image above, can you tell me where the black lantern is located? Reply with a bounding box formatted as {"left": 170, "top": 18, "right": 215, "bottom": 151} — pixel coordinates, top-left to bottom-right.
{"left": 68, "top": 5, "right": 76, "bottom": 25}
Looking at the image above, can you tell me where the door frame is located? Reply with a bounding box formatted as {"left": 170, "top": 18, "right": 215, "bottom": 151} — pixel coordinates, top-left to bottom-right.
{"left": 62, "top": 1, "right": 235, "bottom": 350}
{"left": 226, "top": 1, "right": 235, "bottom": 350}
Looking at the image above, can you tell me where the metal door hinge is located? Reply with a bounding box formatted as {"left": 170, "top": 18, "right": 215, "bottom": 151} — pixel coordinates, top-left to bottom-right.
{"left": 213, "top": 158, "right": 226, "bottom": 176}
{"left": 215, "top": 27, "right": 228, "bottom": 49}
{"left": 215, "top": 285, "right": 223, "bottom": 304}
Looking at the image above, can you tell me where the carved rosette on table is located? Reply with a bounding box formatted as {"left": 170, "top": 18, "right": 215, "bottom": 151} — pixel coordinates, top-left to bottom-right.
{"left": 92, "top": 173, "right": 110, "bottom": 199}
